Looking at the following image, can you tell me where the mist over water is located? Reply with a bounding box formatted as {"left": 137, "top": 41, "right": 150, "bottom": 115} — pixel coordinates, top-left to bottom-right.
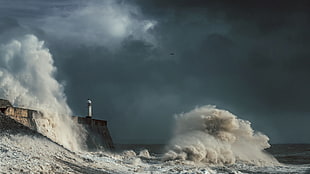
{"left": 164, "top": 105, "right": 279, "bottom": 165}
{"left": 0, "top": 34, "right": 85, "bottom": 151}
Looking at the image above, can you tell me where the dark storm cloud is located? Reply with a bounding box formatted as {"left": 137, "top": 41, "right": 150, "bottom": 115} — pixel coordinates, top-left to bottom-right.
{"left": 1, "top": 0, "right": 310, "bottom": 143}
{"left": 130, "top": 0, "right": 310, "bottom": 143}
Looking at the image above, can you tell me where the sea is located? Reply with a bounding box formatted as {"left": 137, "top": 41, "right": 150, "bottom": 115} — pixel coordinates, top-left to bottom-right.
{"left": 115, "top": 144, "right": 310, "bottom": 173}
{"left": 1, "top": 111, "right": 310, "bottom": 174}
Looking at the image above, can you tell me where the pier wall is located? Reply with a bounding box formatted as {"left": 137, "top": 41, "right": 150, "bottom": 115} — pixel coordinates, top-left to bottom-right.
{"left": 0, "top": 99, "right": 114, "bottom": 149}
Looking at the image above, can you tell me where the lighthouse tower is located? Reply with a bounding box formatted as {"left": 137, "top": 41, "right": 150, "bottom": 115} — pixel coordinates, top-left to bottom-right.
{"left": 87, "top": 99, "right": 92, "bottom": 118}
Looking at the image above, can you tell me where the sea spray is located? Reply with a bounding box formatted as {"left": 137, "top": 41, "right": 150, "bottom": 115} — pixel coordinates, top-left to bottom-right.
{"left": 0, "top": 34, "right": 86, "bottom": 151}
{"left": 164, "top": 105, "right": 279, "bottom": 165}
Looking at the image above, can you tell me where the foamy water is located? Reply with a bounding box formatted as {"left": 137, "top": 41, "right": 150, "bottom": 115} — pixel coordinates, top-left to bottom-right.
{"left": 0, "top": 35, "right": 86, "bottom": 151}
{"left": 164, "top": 105, "right": 278, "bottom": 165}
{"left": 1, "top": 108, "right": 310, "bottom": 174}
{"left": 1, "top": 133, "right": 309, "bottom": 173}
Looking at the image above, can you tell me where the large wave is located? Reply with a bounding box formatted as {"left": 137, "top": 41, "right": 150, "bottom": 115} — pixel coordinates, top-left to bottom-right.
{"left": 0, "top": 34, "right": 85, "bottom": 151}
{"left": 164, "top": 105, "right": 279, "bottom": 165}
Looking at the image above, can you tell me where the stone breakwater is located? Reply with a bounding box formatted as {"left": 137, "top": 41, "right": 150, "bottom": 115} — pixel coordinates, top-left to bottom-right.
{"left": 0, "top": 99, "right": 114, "bottom": 150}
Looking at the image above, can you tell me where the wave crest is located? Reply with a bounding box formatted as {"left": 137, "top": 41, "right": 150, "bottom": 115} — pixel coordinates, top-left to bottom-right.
{"left": 164, "top": 105, "right": 279, "bottom": 165}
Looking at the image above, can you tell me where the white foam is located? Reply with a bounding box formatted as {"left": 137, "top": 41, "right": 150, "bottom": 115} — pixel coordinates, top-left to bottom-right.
{"left": 1, "top": 129, "right": 309, "bottom": 174}
{"left": 164, "top": 105, "right": 279, "bottom": 165}
{"left": 0, "top": 35, "right": 86, "bottom": 151}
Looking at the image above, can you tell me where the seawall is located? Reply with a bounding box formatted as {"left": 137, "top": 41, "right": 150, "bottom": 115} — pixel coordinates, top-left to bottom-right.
{"left": 0, "top": 99, "right": 114, "bottom": 150}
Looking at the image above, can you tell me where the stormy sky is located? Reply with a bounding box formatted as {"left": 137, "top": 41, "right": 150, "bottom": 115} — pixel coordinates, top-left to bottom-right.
{"left": 1, "top": 0, "right": 310, "bottom": 144}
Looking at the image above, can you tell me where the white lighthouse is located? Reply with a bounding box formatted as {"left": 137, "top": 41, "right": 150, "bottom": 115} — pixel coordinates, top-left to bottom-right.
{"left": 87, "top": 99, "right": 92, "bottom": 118}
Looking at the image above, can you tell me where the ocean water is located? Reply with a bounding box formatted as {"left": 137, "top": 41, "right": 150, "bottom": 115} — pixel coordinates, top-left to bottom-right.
{"left": 1, "top": 127, "right": 310, "bottom": 174}
{"left": 116, "top": 144, "right": 310, "bottom": 165}
{"left": 115, "top": 144, "right": 310, "bottom": 173}
{"left": 266, "top": 144, "right": 310, "bottom": 165}
{"left": 1, "top": 108, "right": 310, "bottom": 173}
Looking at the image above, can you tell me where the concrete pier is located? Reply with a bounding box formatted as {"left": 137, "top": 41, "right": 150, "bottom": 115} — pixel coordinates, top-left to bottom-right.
{"left": 0, "top": 99, "right": 114, "bottom": 150}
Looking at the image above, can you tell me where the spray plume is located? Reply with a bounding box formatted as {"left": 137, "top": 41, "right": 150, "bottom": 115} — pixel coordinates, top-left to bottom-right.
{"left": 164, "top": 105, "right": 279, "bottom": 165}
{"left": 0, "top": 34, "right": 85, "bottom": 151}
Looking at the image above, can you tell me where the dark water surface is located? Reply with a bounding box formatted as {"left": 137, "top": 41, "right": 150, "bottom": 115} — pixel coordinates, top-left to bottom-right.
{"left": 266, "top": 144, "right": 310, "bottom": 164}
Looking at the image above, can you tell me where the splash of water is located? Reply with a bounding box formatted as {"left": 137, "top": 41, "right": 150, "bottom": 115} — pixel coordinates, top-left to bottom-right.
{"left": 164, "top": 105, "right": 279, "bottom": 165}
{"left": 0, "top": 34, "right": 85, "bottom": 151}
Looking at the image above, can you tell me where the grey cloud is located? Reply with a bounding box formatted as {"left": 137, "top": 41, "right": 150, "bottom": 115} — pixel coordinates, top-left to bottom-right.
{"left": 1, "top": 0, "right": 310, "bottom": 144}
{"left": 38, "top": 0, "right": 157, "bottom": 50}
